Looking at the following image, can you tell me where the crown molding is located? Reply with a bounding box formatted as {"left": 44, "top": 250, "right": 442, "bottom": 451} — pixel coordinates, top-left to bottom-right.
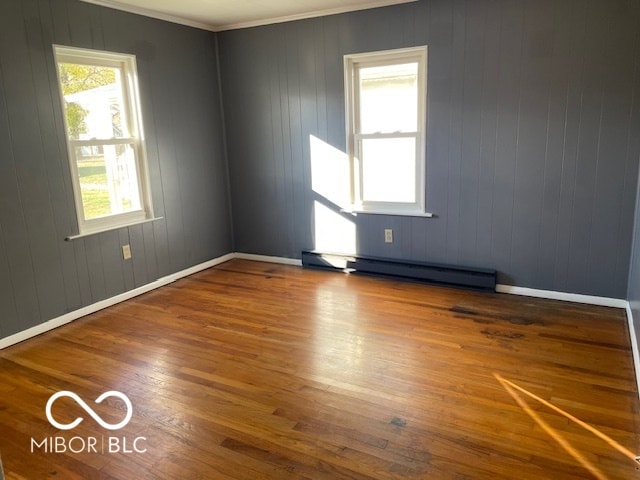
{"left": 79, "top": 0, "right": 418, "bottom": 32}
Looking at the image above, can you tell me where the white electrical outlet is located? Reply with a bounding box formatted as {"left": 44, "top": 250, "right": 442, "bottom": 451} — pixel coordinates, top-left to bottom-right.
{"left": 384, "top": 229, "right": 393, "bottom": 243}
{"left": 122, "top": 244, "right": 132, "bottom": 260}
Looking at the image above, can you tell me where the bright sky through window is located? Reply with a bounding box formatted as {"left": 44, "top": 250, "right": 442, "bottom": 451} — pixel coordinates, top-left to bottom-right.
{"left": 358, "top": 62, "right": 418, "bottom": 134}
{"left": 345, "top": 46, "right": 427, "bottom": 215}
{"left": 55, "top": 46, "right": 153, "bottom": 236}
{"left": 60, "top": 65, "right": 141, "bottom": 220}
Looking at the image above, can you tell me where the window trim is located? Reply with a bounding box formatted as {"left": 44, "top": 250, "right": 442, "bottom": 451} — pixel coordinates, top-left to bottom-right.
{"left": 344, "top": 46, "right": 428, "bottom": 216}
{"left": 54, "top": 45, "right": 154, "bottom": 236}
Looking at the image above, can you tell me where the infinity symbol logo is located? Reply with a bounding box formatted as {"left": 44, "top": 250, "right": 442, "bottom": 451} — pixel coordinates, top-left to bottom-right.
{"left": 46, "top": 391, "right": 133, "bottom": 431}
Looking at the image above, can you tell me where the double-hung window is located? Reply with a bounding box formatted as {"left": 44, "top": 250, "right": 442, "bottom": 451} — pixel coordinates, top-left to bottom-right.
{"left": 54, "top": 45, "right": 153, "bottom": 236}
{"left": 344, "top": 46, "right": 428, "bottom": 215}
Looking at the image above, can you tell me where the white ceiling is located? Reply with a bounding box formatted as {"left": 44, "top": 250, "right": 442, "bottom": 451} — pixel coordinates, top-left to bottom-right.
{"left": 80, "top": 0, "right": 418, "bottom": 32}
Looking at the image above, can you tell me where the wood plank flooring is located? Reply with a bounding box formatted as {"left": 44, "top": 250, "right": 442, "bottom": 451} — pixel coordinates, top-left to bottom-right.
{"left": 0, "top": 259, "right": 639, "bottom": 479}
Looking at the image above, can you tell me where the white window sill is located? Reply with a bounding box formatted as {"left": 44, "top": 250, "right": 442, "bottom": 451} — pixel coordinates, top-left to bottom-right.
{"left": 65, "top": 217, "right": 164, "bottom": 241}
{"left": 340, "top": 208, "right": 434, "bottom": 218}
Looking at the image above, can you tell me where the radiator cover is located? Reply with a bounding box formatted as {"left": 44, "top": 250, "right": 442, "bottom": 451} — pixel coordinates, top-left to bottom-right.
{"left": 301, "top": 251, "right": 496, "bottom": 292}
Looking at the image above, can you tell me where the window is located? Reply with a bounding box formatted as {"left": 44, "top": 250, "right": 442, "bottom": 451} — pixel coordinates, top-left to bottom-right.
{"left": 54, "top": 45, "right": 153, "bottom": 236}
{"left": 344, "top": 46, "right": 428, "bottom": 215}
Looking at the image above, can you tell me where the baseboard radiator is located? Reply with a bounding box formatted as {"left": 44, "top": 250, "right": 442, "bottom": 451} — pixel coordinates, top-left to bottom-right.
{"left": 301, "top": 251, "right": 496, "bottom": 292}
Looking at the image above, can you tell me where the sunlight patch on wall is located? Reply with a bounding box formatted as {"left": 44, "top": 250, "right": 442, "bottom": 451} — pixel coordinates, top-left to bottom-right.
{"left": 313, "top": 201, "right": 356, "bottom": 255}
{"left": 310, "top": 135, "right": 351, "bottom": 208}
{"left": 310, "top": 135, "right": 356, "bottom": 254}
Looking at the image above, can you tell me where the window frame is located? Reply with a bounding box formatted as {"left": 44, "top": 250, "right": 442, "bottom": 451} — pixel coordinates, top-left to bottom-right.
{"left": 54, "top": 45, "right": 154, "bottom": 236}
{"left": 344, "top": 46, "right": 428, "bottom": 216}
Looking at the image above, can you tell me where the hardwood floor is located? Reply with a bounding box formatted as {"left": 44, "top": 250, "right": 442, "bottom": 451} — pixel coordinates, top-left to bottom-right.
{"left": 0, "top": 259, "right": 639, "bottom": 479}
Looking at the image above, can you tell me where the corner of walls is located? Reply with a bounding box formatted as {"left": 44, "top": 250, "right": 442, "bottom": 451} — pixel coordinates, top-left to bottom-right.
{"left": 0, "top": 252, "right": 236, "bottom": 350}
{"left": 624, "top": 302, "right": 640, "bottom": 401}
{"left": 627, "top": 161, "right": 640, "bottom": 401}
{"left": 213, "top": 32, "right": 235, "bottom": 253}
{"left": 625, "top": 103, "right": 640, "bottom": 402}
{"left": 0, "top": 1, "right": 235, "bottom": 348}
{"left": 0, "top": 252, "right": 291, "bottom": 350}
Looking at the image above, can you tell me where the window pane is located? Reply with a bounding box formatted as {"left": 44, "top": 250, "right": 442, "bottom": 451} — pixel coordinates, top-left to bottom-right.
{"left": 59, "top": 63, "right": 129, "bottom": 139}
{"left": 75, "top": 144, "right": 141, "bottom": 220}
{"left": 360, "top": 137, "right": 416, "bottom": 203}
{"left": 358, "top": 62, "right": 418, "bottom": 134}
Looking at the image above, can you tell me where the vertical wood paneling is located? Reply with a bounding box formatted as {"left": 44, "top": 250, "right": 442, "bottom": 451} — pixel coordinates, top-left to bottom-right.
{"left": 475, "top": 0, "right": 501, "bottom": 265}
{"left": 0, "top": 222, "right": 17, "bottom": 338}
{"left": 25, "top": 0, "right": 79, "bottom": 316}
{"left": 124, "top": 23, "right": 171, "bottom": 278}
{"left": 411, "top": 216, "right": 428, "bottom": 260}
{"left": 457, "top": 0, "right": 486, "bottom": 265}
{"left": 423, "top": 0, "right": 454, "bottom": 259}
{"left": 288, "top": 22, "right": 310, "bottom": 258}
{"left": 443, "top": 0, "right": 466, "bottom": 264}
{"left": 621, "top": 2, "right": 640, "bottom": 302}
{"left": 588, "top": 2, "right": 639, "bottom": 296}
{"left": 49, "top": 0, "right": 71, "bottom": 44}
{"left": 281, "top": 24, "right": 299, "bottom": 258}
{"left": 0, "top": 62, "right": 21, "bottom": 335}
{"left": 323, "top": 17, "right": 345, "bottom": 151}
{"left": 100, "top": 230, "right": 124, "bottom": 298}
{"left": 83, "top": 236, "right": 106, "bottom": 302}
{"left": 87, "top": 0, "right": 104, "bottom": 50}
{"left": 37, "top": 0, "right": 84, "bottom": 312}
{"left": 510, "top": 0, "right": 555, "bottom": 287}
{"left": 312, "top": 20, "right": 328, "bottom": 142}
{"left": 18, "top": 0, "right": 67, "bottom": 319}
{"left": 220, "top": 0, "right": 640, "bottom": 298}
{"left": 72, "top": 238, "right": 92, "bottom": 307}
{"left": 156, "top": 45, "right": 188, "bottom": 272}
{"left": 552, "top": 2, "right": 587, "bottom": 292}
{"left": 624, "top": 0, "right": 640, "bottom": 381}
{"left": 141, "top": 222, "right": 159, "bottom": 283}
{"left": 298, "top": 20, "right": 320, "bottom": 253}
{"left": 0, "top": 0, "right": 47, "bottom": 330}
{"left": 0, "top": 0, "right": 233, "bottom": 341}
{"left": 127, "top": 224, "right": 147, "bottom": 287}
{"left": 490, "top": 0, "right": 524, "bottom": 282}
{"left": 266, "top": 27, "right": 288, "bottom": 255}
{"left": 535, "top": 0, "right": 573, "bottom": 291}
{"left": 566, "top": 0, "right": 608, "bottom": 293}
{"left": 65, "top": 0, "right": 92, "bottom": 48}
{"left": 221, "top": 33, "right": 247, "bottom": 250}
{"left": 119, "top": 228, "right": 135, "bottom": 292}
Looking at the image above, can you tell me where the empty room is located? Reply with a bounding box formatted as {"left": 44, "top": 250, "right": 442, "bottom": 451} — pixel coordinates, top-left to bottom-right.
{"left": 1, "top": 0, "right": 640, "bottom": 478}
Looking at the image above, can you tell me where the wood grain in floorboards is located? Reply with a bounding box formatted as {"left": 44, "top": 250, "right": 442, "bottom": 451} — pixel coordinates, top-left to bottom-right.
{"left": 0, "top": 259, "right": 638, "bottom": 479}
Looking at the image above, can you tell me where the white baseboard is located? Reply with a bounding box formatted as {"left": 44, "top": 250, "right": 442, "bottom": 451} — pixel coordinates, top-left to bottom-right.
{"left": 234, "top": 252, "right": 303, "bottom": 266}
{"left": 234, "top": 254, "right": 629, "bottom": 309}
{"left": 0, "top": 252, "right": 235, "bottom": 350}
{"left": 233, "top": 256, "right": 629, "bottom": 310}
{"left": 1, "top": 250, "right": 635, "bottom": 375}
{"left": 0, "top": 252, "right": 298, "bottom": 349}
{"left": 3, "top": 250, "right": 640, "bottom": 401}
{"left": 231, "top": 255, "right": 640, "bottom": 400}
{"left": 495, "top": 284, "right": 627, "bottom": 309}
{"left": 625, "top": 303, "right": 640, "bottom": 401}
{"left": 500, "top": 285, "right": 638, "bottom": 401}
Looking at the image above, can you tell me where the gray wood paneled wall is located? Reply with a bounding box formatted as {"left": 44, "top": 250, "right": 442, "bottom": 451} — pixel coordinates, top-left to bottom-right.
{"left": 0, "top": 0, "right": 233, "bottom": 339}
{"left": 219, "top": 0, "right": 640, "bottom": 298}
{"left": 627, "top": 140, "right": 640, "bottom": 352}
{"left": 2, "top": 0, "right": 640, "bottom": 343}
